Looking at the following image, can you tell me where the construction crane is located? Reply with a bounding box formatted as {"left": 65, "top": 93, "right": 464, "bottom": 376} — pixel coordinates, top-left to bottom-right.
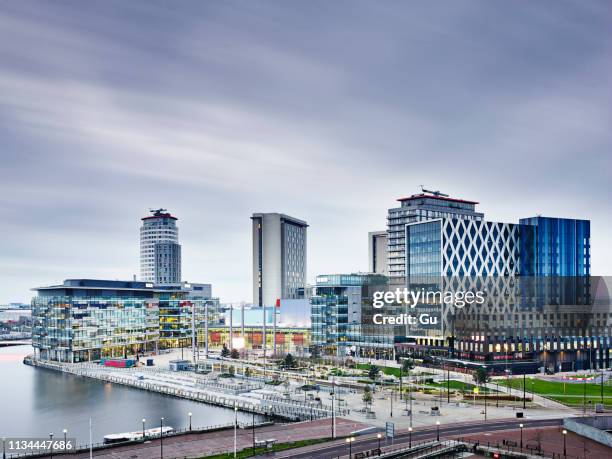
{"left": 420, "top": 186, "right": 449, "bottom": 197}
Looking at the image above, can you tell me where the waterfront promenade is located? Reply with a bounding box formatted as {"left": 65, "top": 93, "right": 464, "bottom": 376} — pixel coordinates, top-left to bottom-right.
{"left": 36, "top": 418, "right": 367, "bottom": 459}
{"left": 23, "top": 352, "right": 347, "bottom": 422}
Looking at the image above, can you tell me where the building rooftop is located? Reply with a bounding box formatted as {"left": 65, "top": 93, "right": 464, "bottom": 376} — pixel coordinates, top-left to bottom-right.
{"left": 251, "top": 212, "right": 308, "bottom": 227}
{"left": 397, "top": 193, "right": 479, "bottom": 205}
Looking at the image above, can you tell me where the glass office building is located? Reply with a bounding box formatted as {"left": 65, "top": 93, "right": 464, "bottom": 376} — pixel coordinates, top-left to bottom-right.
{"left": 396, "top": 215, "right": 607, "bottom": 373}
{"left": 32, "top": 279, "right": 218, "bottom": 362}
{"left": 310, "top": 273, "right": 391, "bottom": 359}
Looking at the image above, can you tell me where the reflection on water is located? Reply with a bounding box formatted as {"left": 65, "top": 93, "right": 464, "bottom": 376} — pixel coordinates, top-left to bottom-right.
{"left": 0, "top": 345, "right": 263, "bottom": 443}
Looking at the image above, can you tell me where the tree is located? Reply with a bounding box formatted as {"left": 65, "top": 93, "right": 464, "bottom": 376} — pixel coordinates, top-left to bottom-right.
{"left": 221, "top": 344, "right": 230, "bottom": 358}
{"left": 309, "top": 345, "right": 321, "bottom": 360}
{"left": 473, "top": 367, "right": 490, "bottom": 386}
{"left": 280, "top": 353, "right": 297, "bottom": 369}
{"left": 368, "top": 365, "right": 380, "bottom": 381}
{"left": 244, "top": 367, "right": 251, "bottom": 378}
{"left": 402, "top": 358, "right": 415, "bottom": 373}
{"left": 230, "top": 348, "right": 240, "bottom": 359}
{"left": 401, "top": 358, "right": 415, "bottom": 400}
{"left": 362, "top": 385, "right": 372, "bottom": 409}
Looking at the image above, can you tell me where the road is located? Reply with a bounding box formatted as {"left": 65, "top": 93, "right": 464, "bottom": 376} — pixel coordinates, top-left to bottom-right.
{"left": 261, "top": 417, "right": 563, "bottom": 458}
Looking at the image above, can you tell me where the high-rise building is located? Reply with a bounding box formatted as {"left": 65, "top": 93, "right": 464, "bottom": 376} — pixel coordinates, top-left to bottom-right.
{"left": 387, "top": 191, "right": 483, "bottom": 284}
{"left": 251, "top": 213, "right": 308, "bottom": 307}
{"left": 140, "top": 209, "right": 181, "bottom": 284}
{"left": 368, "top": 231, "right": 388, "bottom": 275}
{"left": 397, "top": 214, "right": 601, "bottom": 373}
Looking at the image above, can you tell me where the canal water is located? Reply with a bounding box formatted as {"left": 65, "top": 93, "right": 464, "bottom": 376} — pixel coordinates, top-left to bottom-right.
{"left": 0, "top": 345, "right": 264, "bottom": 444}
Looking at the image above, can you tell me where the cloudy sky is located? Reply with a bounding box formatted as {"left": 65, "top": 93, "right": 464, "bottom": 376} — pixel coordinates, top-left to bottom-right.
{"left": 0, "top": 1, "right": 610, "bottom": 304}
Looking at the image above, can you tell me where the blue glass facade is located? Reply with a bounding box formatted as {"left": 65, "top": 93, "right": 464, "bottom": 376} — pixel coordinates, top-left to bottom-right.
{"left": 519, "top": 217, "right": 590, "bottom": 276}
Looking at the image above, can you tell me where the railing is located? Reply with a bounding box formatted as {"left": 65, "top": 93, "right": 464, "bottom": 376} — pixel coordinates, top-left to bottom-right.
{"left": 24, "top": 357, "right": 337, "bottom": 421}
{"left": 5, "top": 421, "right": 272, "bottom": 459}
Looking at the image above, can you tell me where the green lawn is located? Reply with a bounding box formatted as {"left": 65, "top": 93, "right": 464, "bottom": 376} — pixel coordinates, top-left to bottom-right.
{"left": 425, "top": 380, "right": 493, "bottom": 393}
{"left": 199, "top": 438, "right": 330, "bottom": 458}
{"left": 498, "top": 377, "right": 612, "bottom": 406}
{"left": 355, "top": 363, "right": 401, "bottom": 378}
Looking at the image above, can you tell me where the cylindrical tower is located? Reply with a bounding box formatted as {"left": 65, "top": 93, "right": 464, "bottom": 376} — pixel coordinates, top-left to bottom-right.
{"left": 140, "top": 209, "right": 181, "bottom": 284}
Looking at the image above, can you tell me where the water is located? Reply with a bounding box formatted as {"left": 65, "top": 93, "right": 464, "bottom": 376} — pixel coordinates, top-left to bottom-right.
{"left": 0, "top": 345, "right": 264, "bottom": 444}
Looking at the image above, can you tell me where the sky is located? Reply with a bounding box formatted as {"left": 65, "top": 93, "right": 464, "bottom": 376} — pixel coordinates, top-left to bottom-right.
{"left": 0, "top": 1, "right": 611, "bottom": 304}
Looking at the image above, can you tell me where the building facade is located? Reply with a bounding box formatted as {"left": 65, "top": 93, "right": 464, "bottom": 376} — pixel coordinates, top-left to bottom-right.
{"left": 368, "top": 231, "right": 388, "bottom": 275}
{"left": 398, "top": 215, "right": 604, "bottom": 373}
{"left": 140, "top": 209, "right": 181, "bottom": 284}
{"left": 252, "top": 213, "right": 308, "bottom": 306}
{"left": 310, "top": 273, "right": 392, "bottom": 359}
{"left": 31, "top": 279, "right": 218, "bottom": 362}
{"left": 387, "top": 192, "right": 483, "bottom": 285}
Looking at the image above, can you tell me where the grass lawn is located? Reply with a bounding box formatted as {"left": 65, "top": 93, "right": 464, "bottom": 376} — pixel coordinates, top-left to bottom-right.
{"left": 425, "top": 380, "right": 493, "bottom": 393}
{"left": 498, "top": 377, "right": 612, "bottom": 406}
{"left": 355, "top": 363, "right": 401, "bottom": 378}
{"left": 199, "top": 438, "right": 330, "bottom": 458}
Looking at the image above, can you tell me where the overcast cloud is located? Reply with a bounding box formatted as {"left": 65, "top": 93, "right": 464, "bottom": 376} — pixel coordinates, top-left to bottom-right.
{"left": 0, "top": 1, "right": 611, "bottom": 304}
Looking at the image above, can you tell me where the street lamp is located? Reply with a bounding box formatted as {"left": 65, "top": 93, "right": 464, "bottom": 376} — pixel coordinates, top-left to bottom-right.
{"left": 160, "top": 417, "right": 164, "bottom": 459}
{"left": 519, "top": 423, "right": 524, "bottom": 450}
{"left": 63, "top": 429, "right": 67, "bottom": 445}
{"left": 408, "top": 426, "right": 413, "bottom": 448}
{"left": 346, "top": 437, "right": 355, "bottom": 458}
{"left": 49, "top": 433, "right": 54, "bottom": 459}
{"left": 234, "top": 406, "right": 238, "bottom": 458}
{"left": 188, "top": 412, "right": 192, "bottom": 431}
{"left": 376, "top": 433, "right": 382, "bottom": 454}
{"left": 436, "top": 421, "right": 440, "bottom": 441}
{"left": 389, "top": 394, "right": 393, "bottom": 418}
{"left": 563, "top": 429, "right": 567, "bottom": 458}
{"left": 142, "top": 418, "right": 146, "bottom": 439}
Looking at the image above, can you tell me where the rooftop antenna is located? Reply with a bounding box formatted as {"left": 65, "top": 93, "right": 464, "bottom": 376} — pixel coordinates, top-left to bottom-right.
{"left": 149, "top": 208, "right": 168, "bottom": 216}
{"left": 420, "top": 186, "right": 449, "bottom": 197}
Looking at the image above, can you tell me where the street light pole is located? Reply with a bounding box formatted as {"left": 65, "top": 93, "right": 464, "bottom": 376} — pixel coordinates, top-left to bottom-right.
{"left": 563, "top": 429, "right": 567, "bottom": 458}
{"left": 377, "top": 433, "right": 381, "bottom": 454}
{"left": 63, "top": 429, "right": 67, "bottom": 445}
{"left": 523, "top": 372, "right": 526, "bottom": 410}
{"left": 519, "top": 423, "right": 523, "bottom": 450}
{"left": 142, "top": 418, "right": 146, "bottom": 439}
{"left": 160, "top": 417, "right": 164, "bottom": 459}
{"left": 408, "top": 427, "right": 413, "bottom": 448}
{"left": 188, "top": 412, "right": 192, "bottom": 431}
{"left": 234, "top": 406, "right": 238, "bottom": 458}
{"left": 436, "top": 421, "right": 440, "bottom": 442}
{"left": 252, "top": 410, "right": 256, "bottom": 455}
{"left": 49, "top": 433, "right": 53, "bottom": 459}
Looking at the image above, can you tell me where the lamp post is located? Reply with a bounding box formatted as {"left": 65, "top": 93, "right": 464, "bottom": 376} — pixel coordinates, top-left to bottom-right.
{"left": 436, "top": 421, "right": 440, "bottom": 441}
{"left": 142, "top": 418, "right": 146, "bottom": 439}
{"left": 345, "top": 437, "right": 355, "bottom": 458}
{"left": 408, "top": 426, "right": 413, "bottom": 448}
{"left": 2, "top": 436, "right": 6, "bottom": 459}
{"left": 63, "top": 429, "right": 67, "bottom": 445}
{"left": 563, "top": 429, "right": 567, "bottom": 457}
{"left": 519, "top": 423, "right": 523, "bottom": 450}
{"left": 188, "top": 412, "right": 192, "bottom": 431}
{"left": 49, "top": 433, "right": 54, "bottom": 459}
{"left": 331, "top": 379, "right": 337, "bottom": 439}
{"left": 389, "top": 394, "right": 393, "bottom": 418}
{"left": 377, "top": 433, "right": 382, "bottom": 454}
{"left": 234, "top": 406, "right": 238, "bottom": 458}
{"left": 160, "top": 418, "right": 164, "bottom": 459}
